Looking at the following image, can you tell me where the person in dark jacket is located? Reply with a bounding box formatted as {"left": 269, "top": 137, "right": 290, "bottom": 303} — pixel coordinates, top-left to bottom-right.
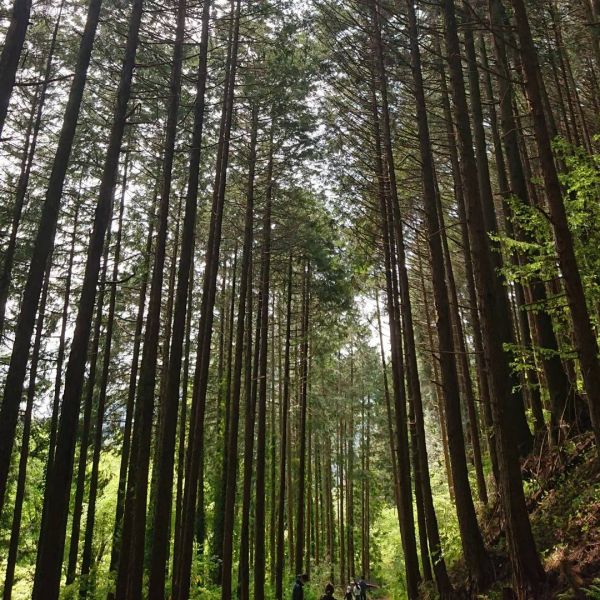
{"left": 293, "top": 573, "right": 309, "bottom": 600}
{"left": 320, "top": 582, "right": 336, "bottom": 600}
{"left": 357, "top": 575, "right": 378, "bottom": 600}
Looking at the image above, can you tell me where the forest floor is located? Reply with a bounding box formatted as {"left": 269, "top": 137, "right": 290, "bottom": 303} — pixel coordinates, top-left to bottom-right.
{"left": 449, "top": 432, "right": 600, "bottom": 599}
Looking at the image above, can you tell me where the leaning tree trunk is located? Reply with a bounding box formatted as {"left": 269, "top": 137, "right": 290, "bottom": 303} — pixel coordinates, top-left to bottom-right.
{"left": 404, "top": 0, "right": 488, "bottom": 591}
{"left": 0, "top": 0, "right": 103, "bottom": 518}
{"left": 507, "top": 0, "right": 600, "bottom": 455}
{"left": 2, "top": 258, "right": 51, "bottom": 600}
{"left": 173, "top": 1, "right": 241, "bottom": 596}
{"left": 0, "top": 0, "right": 65, "bottom": 339}
{"left": 443, "top": 0, "right": 546, "bottom": 595}
{"left": 31, "top": 0, "right": 143, "bottom": 595}
{"left": 0, "top": 0, "right": 33, "bottom": 139}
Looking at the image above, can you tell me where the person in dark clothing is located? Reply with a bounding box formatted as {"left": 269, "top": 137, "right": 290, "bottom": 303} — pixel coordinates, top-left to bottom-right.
{"left": 320, "top": 582, "right": 336, "bottom": 600}
{"left": 344, "top": 584, "right": 353, "bottom": 600}
{"left": 293, "top": 573, "right": 309, "bottom": 600}
{"left": 357, "top": 575, "right": 378, "bottom": 600}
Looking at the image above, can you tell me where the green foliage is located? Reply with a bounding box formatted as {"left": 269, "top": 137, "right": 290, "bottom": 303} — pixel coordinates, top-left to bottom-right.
{"left": 583, "top": 579, "right": 600, "bottom": 599}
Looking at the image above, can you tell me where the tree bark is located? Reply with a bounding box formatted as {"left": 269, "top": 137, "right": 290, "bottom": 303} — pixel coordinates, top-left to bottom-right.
{"left": 254, "top": 127, "right": 274, "bottom": 600}
{"left": 0, "top": 0, "right": 33, "bottom": 139}
{"left": 443, "top": 0, "right": 546, "bottom": 594}
{"left": 0, "top": 0, "right": 103, "bottom": 517}
{"left": 146, "top": 0, "right": 211, "bottom": 592}
{"left": 220, "top": 104, "right": 258, "bottom": 600}
{"left": 508, "top": 0, "right": 600, "bottom": 455}
{"left": 173, "top": 1, "right": 241, "bottom": 595}
{"left": 2, "top": 257, "right": 51, "bottom": 600}
{"left": 31, "top": 0, "right": 143, "bottom": 594}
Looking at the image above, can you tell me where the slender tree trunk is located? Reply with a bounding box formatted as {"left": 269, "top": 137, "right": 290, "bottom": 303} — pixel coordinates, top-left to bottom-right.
{"left": 404, "top": 0, "right": 489, "bottom": 591}
{"left": 115, "top": 1, "right": 185, "bottom": 595}
{"left": 482, "top": 20, "right": 575, "bottom": 443}
{"left": 0, "top": 0, "right": 33, "bottom": 139}
{"left": 0, "top": 0, "right": 65, "bottom": 339}
{"left": 375, "top": 292, "right": 402, "bottom": 520}
{"left": 146, "top": 0, "right": 210, "bottom": 583}
{"left": 435, "top": 188, "right": 488, "bottom": 504}
{"left": 79, "top": 150, "right": 128, "bottom": 599}
{"left": 221, "top": 104, "right": 258, "bottom": 600}
{"left": 2, "top": 257, "right": 51, "bottom": 600}
{"left": 212, "top": 245, "right": 237, "bottom": 585}
{"left": 368, "top": 4, "right": 422, "bottom": 594}
{"left": 239, "top": 272, "right": 260, "bottom": 600}
{"left": 338, "top": 419, "right": 346, "bottom": 585}
{"left": 174, "top": 2, "right": 241, "bottom": 594}
{"left": 31, "top": 0, "right": 143, "bottom": 594}
{"left": 295, "top": 259, "right": 310, "bottom": 576}
{"left": 275, "top": 254, "right": 293, "bottom": 599}
{"left": 462, "top": 3, "right": 533, "bottom": 456}
{"left": 435, "top": 34, "right": 499, "bottom": 484}
{"left": 108, "top": 180, "right": 159, "bottom": 585}
{"left": 148, "top": 197, "right": 181, "bottom": 527}
{"left": 508, "top": 0, "right": 600, "bottom": 454}
{"left": 254, "top": 127, "right": 274, "bottom": 600}
{"left": 443, "top": 0, "right": 545, "bottom": 594}
{"left": 0, "top": 0, "right": 103, "bottom": 517}
{"left": 65, "top": 211, "right": 113, "bottom": 587}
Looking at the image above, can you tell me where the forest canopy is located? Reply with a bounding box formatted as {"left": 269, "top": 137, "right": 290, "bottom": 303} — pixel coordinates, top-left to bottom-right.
{"left": 0, "top": 0, "right": 599, "bottom": 598}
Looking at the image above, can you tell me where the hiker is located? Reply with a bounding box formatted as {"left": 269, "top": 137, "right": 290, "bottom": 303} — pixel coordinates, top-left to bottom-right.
{"left": 357, "top": 575, "right": 378, "bottom": 600}
{"left": 344, "top": 584, "right": 353, "bottom": 600}
{"left": 320, "top": 582, "right": 336, "bottom": 600}
{"left": 292, "top": 573, "right": 309, "bottom": 600}
{"left": 352, "top": 580, "right": 362, "bottom": 599}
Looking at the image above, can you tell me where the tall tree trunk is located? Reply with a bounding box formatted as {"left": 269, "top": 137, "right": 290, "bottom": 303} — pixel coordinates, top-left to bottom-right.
{"left": 2, "top": 257, "right": 51, "bottom": 600}
{"left": 435, "top": 33, "right": 499, "bottom": 484}
{"left": 0, "top": 0, "right": 103, "bottom": 517}
{"left": 79, "top": 150, "right": 128, "bottom": 599}
{"left": 295, "top": 259, "right": 310, "bottom": 576}
{"left": 369, "top": 3, "right": 423, "bottom": 595}
{"left": 212, "top": 245, "right": 237, "bottom": 585}
{"left": 115, "top": 1, "right": 185, "bottom": 595}
{"left": 375, "top": 292, "right": 402, "bottom": 521}
{"left": 32, "top": 0, "right": 143, "bottom": 594}
{"left": 0, "top": 0, "right": 33, "bottom": 139}
{"left": 462, "top": 2, "right": 533, "bottom": 456}
{"left": 238, "top": 275, "right": 259, "bottom": 600}
{"left": 275, "top": 254, "right": 293, "bottom": 599}
{"left": 443, "top": 0, "right": 546, "bottom": 594}
{"left": 508, "top": 0, "right": 600, "bottom": 454}
{"left": 173, "top": 2, "right": 241, "bottom": 595}
{"left": 221, "top": 104, "right": 258, "bottom": 600}
{"left": 65, "top": 206, "right": 113, "bottom": 587}
{"left": 482, "top": 17, "right": 576, "bottom": 443}
{"left": 254, "top": 127, "right": 274, "bottom": 600}
{"left": 146, "top": 0, "right": 210, "bottom": 585}
{"left": 405, "top": 0, "right": 488, "bottom": 591}
{"left": 108, "top": 180, "right": 159, "bottom": 585}
{"left": 0, "top": 0, "right": 65, "bottom": 339}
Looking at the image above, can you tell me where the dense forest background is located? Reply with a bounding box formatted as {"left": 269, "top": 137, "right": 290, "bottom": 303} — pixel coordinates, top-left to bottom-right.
{"left": 0, "top": 0, "right": 599, "bottom": 598}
